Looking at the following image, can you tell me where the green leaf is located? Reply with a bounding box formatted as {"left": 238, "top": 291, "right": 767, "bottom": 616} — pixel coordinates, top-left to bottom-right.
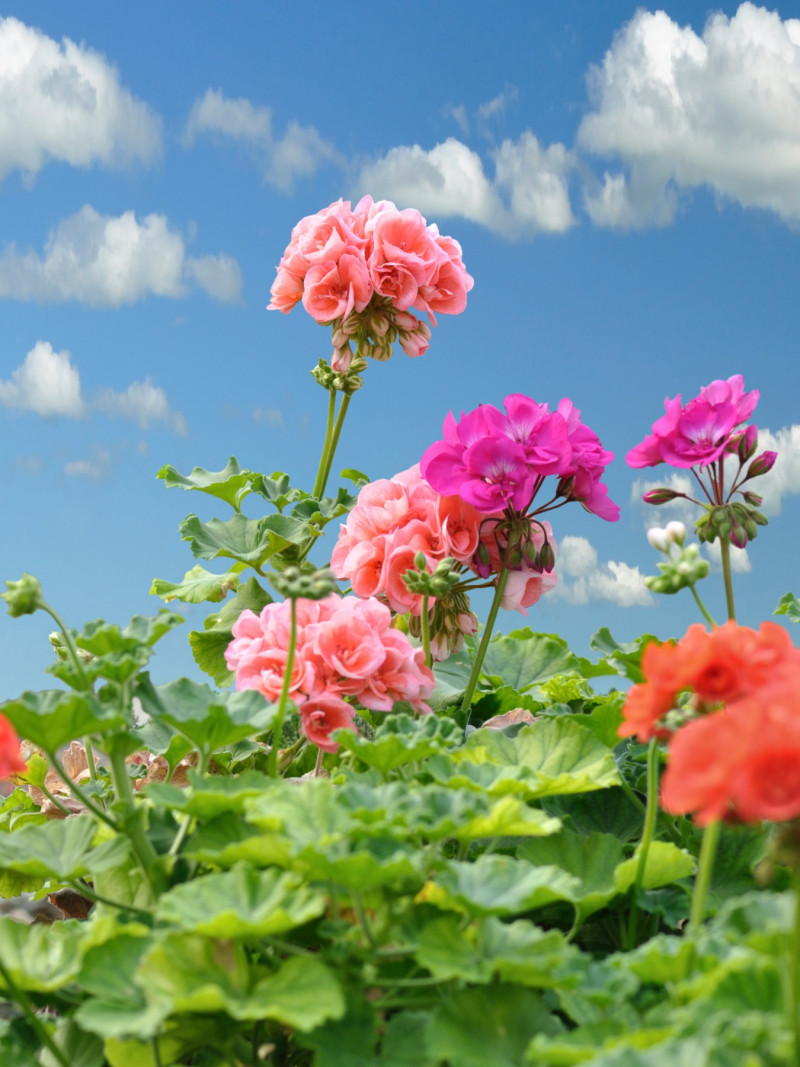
{"left": 189, "top": 576, "right": 272, "bottom": 686}
{"left": 481, "top": 629, "right": 580, "bottom": 692}
{"left": 469, "top": 686, "right": 540, "bottom": 728}
{"left": 247, "top": 955, "right": 346, "bottom": 1030}
{"left": 248, "top": 470, "right": 310, "bottom": 510}
{"left": 589, "top": 629, "right": 660, "bottom": 684}
{"left": 340, "top": 468, "right": 370, "bottom": 487}
{"left": 456, "top": 717, "right": 620, "bottom": 798}
{"left": 155, "top": 864, "right": 326, "bottom": 937}
{"left": 380, "top": 1012, "right": 436, "bottom": 1067}
{"left": 76, "top": 932, "right": 165, "bottom": 1040}
{"left": 428, "top": 985, "right": 562, "bottom": 1067}
{"left": 179, "top": 512, "right": 310, "bottom": 567}
{"left": 0, "top": 918, "right": 88, "bottom": 992}
{"left": 157, "top": 456, "right": 252, "bottom": 510}
{"left": 0, "top": 817, "right": 129, "bottom": 880}
{"left": 47, "top": 611, "right": 185, "bottom": 687}
{"left": 150, "top": 564, "right": 242, "bottom": 604}
{"left": 423, "top": 854, "right": 581, "bottom": 917}
{"left": 542, "top": 787, "right": 644, "bottom": 843}
{"left": 334, "top": 713, "right": 462, "bottom": 775}
{"left": 1, "top": 690, "right": 125, "bottom": 749}
{"left": 134, "top": 675, "right": 278, "bottom": 753}
{"left": 416, "top": 915, "right": 575, "bottom": 987}
{"left": 296, "top": 989, "right": 378, "bottom": 1067}
{"left": 40, "top": 1019, "right": 104, "bottom": 1067}
{"left": 774, "top": 591, "right": 800, "bottom": 622}
{"left": 146, "top": 769, "right": 274, "bottom": 818}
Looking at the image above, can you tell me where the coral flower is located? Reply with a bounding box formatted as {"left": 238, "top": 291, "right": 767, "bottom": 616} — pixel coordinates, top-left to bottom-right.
{"left": 0, "top": 714, "right": 26, "bottom": 779}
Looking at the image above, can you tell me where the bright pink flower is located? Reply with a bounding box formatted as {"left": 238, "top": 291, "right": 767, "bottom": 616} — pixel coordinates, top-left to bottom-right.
{"left": 501, "top": 567, "right": 558, "bottom": 613}
{"left": 627, "top": 375, "right": 759, "bottom": 470}
{"left": 368, "top": 208, "right": 440, "bottom": 288}
{"left": 298, "top": 694, "right": 356, "bottom": 753}
{"left": 267, "top": 267, "right": 304, "bottom": 313}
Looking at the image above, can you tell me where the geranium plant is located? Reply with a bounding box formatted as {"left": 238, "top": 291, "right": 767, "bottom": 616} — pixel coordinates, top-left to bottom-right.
{"left": 0, "top": 201, "right": 798, "bottom": 1067}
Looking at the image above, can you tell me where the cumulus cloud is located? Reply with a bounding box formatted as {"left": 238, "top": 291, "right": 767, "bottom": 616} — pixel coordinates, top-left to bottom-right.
{"left": 442, "top": 103, "right": 469, "bottom": 135}
{"left": 578, "top": 3, "right": 800, "bottom": 227}
{"left": 63, "top": 446, "right": 112, "bottom": 482}
{"left": 183, "top": 88, "right": 340, "bottom": 191}
{"left": 94, "top": 379, "right": 188, "bottom": 435}
{"left": 0, "top": 341, "right": 84, "bottom": 416}
{"left": 753, "top": 425, "right": 800, "bottom": 516}
{"left": 356, "top": 132, "right": 575, "bottom": 238}
{"left": 0, "top": 15, "right": 160, "bottom": 185}
{"left": 478, "top": 87, "right": 519, "bottom": 123}
{"left": 0, "top": 340, "right": 186, "bottom": 433}
{"left": 0, "top": 205, "right": 242, "bottom": 305}
{"left": 552, "top": 535, "right": 654, "bottom": 606}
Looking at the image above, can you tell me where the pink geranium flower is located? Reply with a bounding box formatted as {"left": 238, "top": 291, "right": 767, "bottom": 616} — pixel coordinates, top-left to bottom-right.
{"left": 627, "top": 374, "right": 760, "bottom": 470}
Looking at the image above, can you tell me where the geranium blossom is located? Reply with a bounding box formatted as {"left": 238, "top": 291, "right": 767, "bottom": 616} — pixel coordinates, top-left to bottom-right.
{"left": 225, "top": 593, "right": 435, "bottom": 749}
{"left": 268, "top": 196, "right": 473, "bottom": 369}
{"left": 627, "top": 374, "right": 759, "bottom": 469}
{"left": 0, "top": 714, "right": 25, "bottom": 779}
{"left": 619, "top": 620, "right": 800, "bottom": 742}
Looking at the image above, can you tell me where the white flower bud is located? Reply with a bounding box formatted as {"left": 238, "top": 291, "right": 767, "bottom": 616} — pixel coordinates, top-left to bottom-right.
{"left": 665, "top": 521, "right": 686, "bottom": 545}
{"left": 647, "top": 527, "right": 670, "bottom": 552}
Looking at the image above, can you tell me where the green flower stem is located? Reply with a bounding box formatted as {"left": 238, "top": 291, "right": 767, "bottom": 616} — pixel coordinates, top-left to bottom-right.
{"left": 626, "top": 737, "right": 660, "bottom": 949}
{"left": 313, "top": 746, "right": 325, "bottom": 778}
{"left": 788, "top": 867, "right": 800, "bottom": 1067}
{"left": 267, "top": 597, "right": 297, "bottom": 778}
{"left": 719, "top": 537, "right": 737, "bottom": 622}
{"left": 689, "top": 583, "right": 718, "bottom": 628}
{"left": 421, "top": 593, "right": 432, "bottom": 668}
{"left": 84, "top": 737, "right": 98, "bottom": 783}
{"left": 312, "top": 389, "right": 337, "bottom": 500}
{"left": 688, "top": 818, "right": 722, "bottom": 932}
{"left": 461, "top": 567, "right": 509, "bottom": 722}
{"left": 320, "top": 393, "right": 352, "bottom": 495}
{"left": 42, "top": 602, "right": 90, "bottom": 691}
{"left": 108, "top": 746, "right": 164, "bottom": 898}
{"left": 37, "top": 780, "right": 72, "bottom": 817}
{"left": 45, "top": 749, "right": 117, "bottom": 831}
{"left": 0, "top": 956, "right": 72, "bottom": 1067}
{"left": 70, "top": 878, "right": 152, "bottom": 920}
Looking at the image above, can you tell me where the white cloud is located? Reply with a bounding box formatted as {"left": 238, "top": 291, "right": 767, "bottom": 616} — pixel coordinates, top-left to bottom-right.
{"left": 253, "top": 406, "right": 283, "bottom": 427}
{"left": 552, "top": 535, "right": 654, "bottom": 606}
{"left": 183, "top": 88, "right": 340, "bottom": 191}
{"left": 0, "top": 15, "right": 160, "bottom": 185}
{"left": 478, "top": 87, "right": 519, "bottom": 122}
{"left": 0, "top": 341, "right": 84, "bottom": 416}
{"left": 356, "top": 133, "right": 575, "bottom": 238}
{"left": 14, "top": 454, "right": 43, "bottom": 475}
{"left": 0, "top": 340, "right": 186, "bottom": 433}
{"left": 578, "top": 4, "right": 800, "bottom": 227}
{"left": 442, "top": 103, "right": 469, "bottom": 135}
{"left": 63, "top": 447, "right": 111, "bottom": 482}
{"left": 752, "top": 425, "right": 800, "bottom": 516}
{"left": 94, "top": 379, "right": 187, "bottom": 435}
{"left": 0, "top": 205, "right": 242, "bottom": 305}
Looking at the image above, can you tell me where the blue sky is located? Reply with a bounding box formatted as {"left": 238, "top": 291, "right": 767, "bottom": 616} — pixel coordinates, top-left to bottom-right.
{"left": 3, "top": 0, "right": 800, "bottom": 699}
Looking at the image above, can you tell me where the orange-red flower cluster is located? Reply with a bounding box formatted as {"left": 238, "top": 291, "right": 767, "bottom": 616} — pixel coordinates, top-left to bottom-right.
{"left": 619, "top": 621, "right": 800, "bottom": 825}
{"left": 0, "top": 714, "right": 25, "bottom": 779}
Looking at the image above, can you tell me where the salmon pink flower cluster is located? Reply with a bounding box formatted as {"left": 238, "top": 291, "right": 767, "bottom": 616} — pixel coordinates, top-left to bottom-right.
{"left": 268, "top": 196, "right": 473, "bottom": 371}
{"left": 420, "top": 393, "right": 619, "bottom": 521}
{"left": 225, "top": 594, "right": 434, "bottom": 751}
{"left": 619, "top": 621, "right": 800, "bottom": 825}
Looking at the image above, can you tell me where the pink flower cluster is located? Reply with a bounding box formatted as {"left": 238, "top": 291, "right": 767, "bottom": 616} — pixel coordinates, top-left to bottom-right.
{"left": 626, "top": 374, "right": 760, "bottom": 469}
{"left": 268, "top": 197, "right": 473, "bottom": 368}
{"left": 331, "top": 465, "right": 558, "bottom": 629}
{"left": 420, "top": 393, "right": 619, "bottom": 522}
{"left": 225, "top": 595, "right": 434, "bottom": 751}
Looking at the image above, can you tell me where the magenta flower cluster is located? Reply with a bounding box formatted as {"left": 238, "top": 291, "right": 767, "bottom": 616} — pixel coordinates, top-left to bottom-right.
{"left": 420, "top": 393, "right": 619, "bottom": 522}
{"left": 626, "top": 374, "right": 762, "bottom": 470}
{"left": 267, "top": 196, "right": 473, "bottom": 367}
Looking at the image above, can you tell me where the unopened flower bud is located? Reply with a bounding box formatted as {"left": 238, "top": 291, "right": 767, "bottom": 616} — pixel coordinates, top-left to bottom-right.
{"left": 746, "top": 451, "right": 778, "bottom": 480}
{"left": 647, "top": 527, "right": 670, "bottom": 552}
{"left": 505, "top": 544, "right": 523, "bottom": 568}
{"left": 738, "top": 425, "right": 759, "bottom": 461}
{"left": 642, "top": 488, "right": 681, "bottom": 505}
{"left": 414, "top": 551, "right": 428, "bottom": 572}
{"left": 711, "top": 506, "right": 732, "bottom": 539}
{"left": 665, "top": 521, "right": 686, "bottom": 545}
{"left": 538, "top": 541, "right": 556, "bottom": 573}
{"left": 742, "top": 491, "right": 763, "bottom": 506}
{"left": 2, "top": 573, "right": 44, "bottom": 617}
{"left": 729, "top": 521, "right": 748, "bottom": 549}
{"left": 474, "top": 542, "right": 491, "bottom": 578}
{"left": 556, "top": 475, "right": 576, "bottom": 500}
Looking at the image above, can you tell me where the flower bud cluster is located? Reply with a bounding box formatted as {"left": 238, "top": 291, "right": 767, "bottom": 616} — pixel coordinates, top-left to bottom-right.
{"left": 401, "top": 555, "right": 461, "bottom": 598}
{"left": 644, "top": 543, "right": 710, "bottom": 595}
{"left": 269, "top": 566, "right": 338, "bottom": 601}
{"left": 310, "top": 357, "right": 366, "bottom": 396}
{"left": 695, "top": 501, "right": 768, "bottom": 548}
